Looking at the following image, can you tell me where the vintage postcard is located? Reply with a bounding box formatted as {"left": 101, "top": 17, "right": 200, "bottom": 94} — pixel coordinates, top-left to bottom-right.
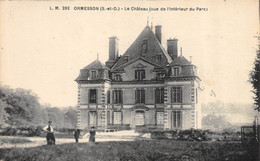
{"left": 0, "top": 0, "right": 259, "bottom": 160}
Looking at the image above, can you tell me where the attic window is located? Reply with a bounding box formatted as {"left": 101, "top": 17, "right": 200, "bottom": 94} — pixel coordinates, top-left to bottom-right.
{"left": 141, "top": 39, "right": 148, "bottom": 55}
{"left": 124, "top": 56, "right": 129, "bottom": 63}
{"left": 91, "top": 71, "right": 97, "bottom": 79}
{"left": 114, "top": 74, "right": 122, "bottom": 81}
{"left": 155, "top": 55, "right": 161, "bottom": 64}
{"left": 173, "top": 67, "right": 180, "bottom": 76}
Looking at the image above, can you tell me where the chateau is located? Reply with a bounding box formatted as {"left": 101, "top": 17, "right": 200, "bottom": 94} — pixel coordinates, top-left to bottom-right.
{"left": 75, "top": 23, "right": 202, "bottom": 130}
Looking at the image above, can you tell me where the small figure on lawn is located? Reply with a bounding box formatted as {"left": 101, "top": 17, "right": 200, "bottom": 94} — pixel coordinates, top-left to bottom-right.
{"left": 74, "top": 127, "right": 80, "bottom": 143}
{"left": 43, "top": 121, "right": 55, "bottom": 145}
{"left": 89, "top": 126, "right": 96, "bottom": 142}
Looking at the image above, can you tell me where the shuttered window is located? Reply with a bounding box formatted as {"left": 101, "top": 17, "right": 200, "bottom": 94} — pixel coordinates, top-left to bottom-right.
{"left": 172, "top": 111, "right": 181, "bottom": 128}
{"left": 114, "top": 112, "right": 122, "bottom": 125}
{"left": 135, "top": 69, "right": 145, "bottom": 80}
{"left": 155, "top": 88, "right": 164, "bottom": 104}
{"left": 171, "top": 87, "right": 182, "bottom": 103}
{"left": 135, "top": 89, "right": 145, "bottom": 103}
{"left": 113, "top": 90, "right": 123, "bottom": 104}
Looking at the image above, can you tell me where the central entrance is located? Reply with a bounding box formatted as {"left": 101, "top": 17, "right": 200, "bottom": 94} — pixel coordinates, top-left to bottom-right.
{"left": 135, "top": 110, "right": 145, "bottom": 126}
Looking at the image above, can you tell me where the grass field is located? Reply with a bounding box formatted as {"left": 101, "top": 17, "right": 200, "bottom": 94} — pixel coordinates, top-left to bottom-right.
{"left": 0, "top": 140, "right": 255, "bottom": 161}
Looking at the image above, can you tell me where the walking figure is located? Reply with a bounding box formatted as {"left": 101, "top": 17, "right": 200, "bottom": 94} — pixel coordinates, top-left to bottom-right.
{"left": 89, "top": 126, "right": 96, "bottom": 142}
{"left": 74, "top": 127, "right": 80, "bottom": 143}
{"left": 43, "top": 121, "right": 55, "bottom": 145}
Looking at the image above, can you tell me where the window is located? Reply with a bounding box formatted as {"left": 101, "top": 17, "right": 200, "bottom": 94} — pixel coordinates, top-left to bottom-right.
{"left": 114, "top": 74, "right": 122, "bottom": 81}
{"left": 196, "top": 88, "right": 198, "bottom": 104}
{"left": 141, "top": 39, "right": 148, "bottom": 55}
{"left": 107, "top": 90, "right": 110, "bottom": 104}
{"left": 173, "top": 67, "right": 180, "bottom": 76}
{"left": 156, "top": 112, "right": 164, "bottom": 125}
{"left": 135, "top": 89, "right": 145, "bottom": 103}
{"left": 171, "top": 87, "right": 182, "bottom": 103}
{"left": 155, "top": 55, "right": 161, "bottom": 64}
{"left": 172, "top": 111, "right": 181, "bottom": 128}
{"left": 124, "top": 56, "right": 129, "bottom": 63}
{"left": 89, "top": 89, "right": 97, "bottom": 103}
{"left": 135, "top": 69, "right": 145, "bottom": 80}
{"left": 114, "top": 112, "right": 122, "bottom": 124}
{"left": 155, "top": 88, "right": 164, "bottom": 104}
{"left": 91, "top": 71, "right": 97, "bottom": 79}
{"left": 113, "top": 90, "right": 123, "bottom": 104}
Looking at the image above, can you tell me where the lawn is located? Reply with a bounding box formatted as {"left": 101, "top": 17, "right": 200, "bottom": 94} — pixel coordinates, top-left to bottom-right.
{"left": 0, "top": 140, "right": 255, "bottom": 161}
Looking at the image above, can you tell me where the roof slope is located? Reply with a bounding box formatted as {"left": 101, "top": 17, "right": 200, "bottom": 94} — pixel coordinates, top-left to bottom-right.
{"left": 169, "top": 55, "right": 191, "bottom": 66}
{"left": 112, "top": 26, "right": 172, "bottom": 70}
{"left": 83, "top": 59, "right": 109, "bottom": 70}
{"left": 75, "top": 59, "right": 109, "bottom": 81}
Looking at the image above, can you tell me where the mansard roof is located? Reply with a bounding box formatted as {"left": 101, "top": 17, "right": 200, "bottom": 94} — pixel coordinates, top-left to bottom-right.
{"left": 83, "top": 59, "right": 109, "bottom": 70}
{"left": 169, "top": 55, "right": 192, "bottom": 66}
{"left": 111, "top": 26, "right": 172, "bottom": 70}
{"left": 75, "top": 59, "right": 110, "bottom": 81}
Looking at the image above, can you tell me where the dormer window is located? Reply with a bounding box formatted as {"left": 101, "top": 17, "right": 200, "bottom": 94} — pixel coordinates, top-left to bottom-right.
{"left": 141, "top": 39, "right": 148, "bottom": 55}
{"left": 173, "top": 67, "right": 180, "bottom": 76}
{"left": 91, "top": 71, "right": 97, "bottom": 79}
{"left": 135, "top": 69, "right": 145, "bottom": 80}
{"left": 155, "top": 54, "right": 162, "bottom": 64}
{"left": 114, "top": 74, "right": 122, "bottom": 81}
{"left": 124, "top": 56, "right": 129, "bottom": 63}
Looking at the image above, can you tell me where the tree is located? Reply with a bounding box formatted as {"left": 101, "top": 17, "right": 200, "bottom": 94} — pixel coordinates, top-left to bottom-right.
{"left": 250, "top": 43, "right": 260, "bottom": 111}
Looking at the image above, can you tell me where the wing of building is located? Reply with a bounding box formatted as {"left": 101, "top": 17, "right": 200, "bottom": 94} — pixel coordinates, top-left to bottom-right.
{"left": 75, "top": 24, "right": 203, "bottom": 130}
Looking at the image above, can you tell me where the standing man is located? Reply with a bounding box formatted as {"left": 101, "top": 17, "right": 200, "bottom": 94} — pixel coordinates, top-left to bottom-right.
{"left": 89, "top": 126, "right": 96, "bottom": 142}
{"left": 74, "top": 127, "right": 80, "bottom": 143}
{"left": 43, "top": 121, "right": 55, "bottom": 145}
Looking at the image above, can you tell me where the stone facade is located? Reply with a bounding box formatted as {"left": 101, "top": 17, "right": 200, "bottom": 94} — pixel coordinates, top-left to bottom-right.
{"left": 75, "top": 24, "right": 203, "bottom": 130}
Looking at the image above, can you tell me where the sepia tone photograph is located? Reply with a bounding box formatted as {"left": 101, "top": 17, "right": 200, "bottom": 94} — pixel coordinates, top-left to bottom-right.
{"left": 0, "top": 0, "right": 259, "bottom": 160}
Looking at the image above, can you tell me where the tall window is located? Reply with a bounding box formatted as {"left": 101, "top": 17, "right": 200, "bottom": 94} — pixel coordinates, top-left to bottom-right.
{"left": 156, "top": 112, "right": 164, "bottom": 125}
{"left": 172, "top": 111, "right": 181, "bottom": 128}
{"left": 135, "top": 89, "right": 145, "bottom": 103}
{"left": 171, "top": 87, "right": 182, "bottom": 103}
{"left": 113, "top": 90, "right": 123, "bottom": 104}
{"left": 135, "top": 69, "right": 145, "bottom": 80}
{"left": 89, "top": 89, "right": 97, "bottom": 103}
{"left": 155, "top": 88, "right": 164, "bottom": 104}
{"left": 173, "top": 67, "right": 180, "bottom": 76}
{"left": 114, "top": 111, "right": 122, "bottom": 125}
{"left": 91, "top": 71, "right": 97, "bottom": 79}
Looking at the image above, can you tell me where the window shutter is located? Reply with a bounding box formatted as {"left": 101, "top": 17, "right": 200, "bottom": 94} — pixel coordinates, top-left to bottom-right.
{"left": 180, "top": 87, "right": 183, "bottom": 103}
{"left": 113, "top": 90, "right": 115, "bottom": 103}
{"left": 120, "top": 90, "right": 123, "bottom": 103}
{"left": 142, "top": 90, "right": 145, "bottom": 103}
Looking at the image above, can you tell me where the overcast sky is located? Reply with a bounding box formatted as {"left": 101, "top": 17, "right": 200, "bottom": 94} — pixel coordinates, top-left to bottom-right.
{"left": 0, "top": 0, "right": 258, "bottom": 107}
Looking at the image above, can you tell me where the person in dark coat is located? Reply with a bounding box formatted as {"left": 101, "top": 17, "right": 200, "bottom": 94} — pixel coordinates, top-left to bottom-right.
{"left": 89, "top": 126, "right": 96, "bottom": 142}
{"left": 74, "top": 127, "right": 80, "bottom": 143}
{"left": 43, "top": 121, "right": 55, "bottom": 145}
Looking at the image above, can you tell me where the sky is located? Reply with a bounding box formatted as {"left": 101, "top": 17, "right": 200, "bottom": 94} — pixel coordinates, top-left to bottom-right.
{"left": 0, "top": 0, "right": 259, "bottom": 107}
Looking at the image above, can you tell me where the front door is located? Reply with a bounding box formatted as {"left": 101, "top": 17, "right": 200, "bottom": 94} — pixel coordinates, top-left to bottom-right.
{"left": 89, "top": 111, "right": 97, "bottom": 127}
{"left": 135, "top": 111, "right": 145, "bottom": 126}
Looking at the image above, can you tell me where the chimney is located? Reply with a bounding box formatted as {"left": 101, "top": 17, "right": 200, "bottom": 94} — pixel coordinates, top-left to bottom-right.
{"left": 106, "top": 36, "right": 119, "bottom": 68}
{"left": 167, "top": 38, "right": 178, "bottom": 60}
{"left": 155, "top": 25, "right": 162, "bottom": 44}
